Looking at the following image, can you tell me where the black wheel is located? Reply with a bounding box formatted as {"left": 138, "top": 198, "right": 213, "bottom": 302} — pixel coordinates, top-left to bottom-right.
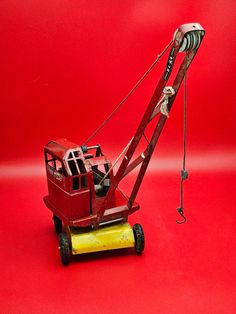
{"left": 58, "top": 232, "right": 71, "bottom": 265}
{"left": 133, "top": 223, "right": 145, "bottom": 254}
{"left": 53, "top": 215, "right": 62, "bottom": 233}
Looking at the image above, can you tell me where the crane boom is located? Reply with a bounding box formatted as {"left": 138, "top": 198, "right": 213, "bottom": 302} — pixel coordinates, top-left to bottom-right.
{"left": 97, "top": 23, "right": 205, "bottom": 224}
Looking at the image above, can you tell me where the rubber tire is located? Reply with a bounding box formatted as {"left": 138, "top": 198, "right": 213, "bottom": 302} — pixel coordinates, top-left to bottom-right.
{"left": 53, "top": 215, "right": 62, "bottom": 233}
{"left": 133, "top": 223, "right": 145, "bottom": 254}
{"left": 58, "top": 232, "right": 71, "bottom": 265}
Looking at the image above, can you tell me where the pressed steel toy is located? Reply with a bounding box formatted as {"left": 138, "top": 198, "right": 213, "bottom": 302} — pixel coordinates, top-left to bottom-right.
{"left": 43, "top": 23, "right": 205, "bottom": 265}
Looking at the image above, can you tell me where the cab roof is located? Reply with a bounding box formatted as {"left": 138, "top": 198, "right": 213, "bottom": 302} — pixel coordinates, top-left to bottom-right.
{"left": 44, "top": 138, "right": 80, "bottom": 160}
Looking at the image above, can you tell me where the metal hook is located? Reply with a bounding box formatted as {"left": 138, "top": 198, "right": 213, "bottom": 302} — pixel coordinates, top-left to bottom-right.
{"left": 176, "top": 207, "right": 186, "bottom": 224}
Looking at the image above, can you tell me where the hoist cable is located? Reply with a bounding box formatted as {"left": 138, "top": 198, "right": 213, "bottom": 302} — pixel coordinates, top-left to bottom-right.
{"left": 84, "top": 40, "right": 174, "bottom": 145}
{"left": 98, "top": 137, "right": 133, "bottom": 186}
{"left": 183, "top": 73, "right": 187, "bottom": 173}
{"left": 176, "top": 73, "right": 188, "bottom": 224}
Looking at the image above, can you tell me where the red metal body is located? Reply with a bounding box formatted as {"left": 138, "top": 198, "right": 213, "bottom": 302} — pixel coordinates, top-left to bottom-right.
{"left": 44, "top": 23, "right": 205, "bottom": 229}
{"left": 44, "top": 139, "right": 139, "bottom": 227}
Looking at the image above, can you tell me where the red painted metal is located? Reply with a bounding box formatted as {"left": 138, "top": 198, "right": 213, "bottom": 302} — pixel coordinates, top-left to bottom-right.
{"left": 44, "top": 138, "right": 139, "bottom": 227}
{"left": 96, "top": 23, "right": 205, "bottom": 224}
{"left": 43, "top": 23, "right": 205, "bottom": 229}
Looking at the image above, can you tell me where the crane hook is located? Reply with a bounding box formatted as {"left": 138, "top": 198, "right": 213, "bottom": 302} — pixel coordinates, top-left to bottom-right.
{"left": 176, "top": 207, "right": 186, "bottom": 224}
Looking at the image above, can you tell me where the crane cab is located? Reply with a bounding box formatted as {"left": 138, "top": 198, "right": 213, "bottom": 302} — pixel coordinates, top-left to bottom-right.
{"left": 43, "top": 138, "right": 118, "bottom": 228}
{"left": 43, "top": 138, "right": 141, "bottom": 264}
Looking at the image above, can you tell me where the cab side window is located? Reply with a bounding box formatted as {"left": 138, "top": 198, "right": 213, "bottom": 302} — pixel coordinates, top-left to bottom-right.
{"left": 46, "top": 153, "right": 65, "bottom": 176}
{"left": 46, "top": 153, "right": 55, "bottom": 169}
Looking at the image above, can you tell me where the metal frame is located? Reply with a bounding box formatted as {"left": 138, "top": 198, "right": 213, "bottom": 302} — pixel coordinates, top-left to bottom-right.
{"left": 96, "top": 23, "right": 205, "bottom": 225}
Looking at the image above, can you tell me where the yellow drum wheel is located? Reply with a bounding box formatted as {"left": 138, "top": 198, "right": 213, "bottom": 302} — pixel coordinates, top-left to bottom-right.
{"left": 70, "top": 222, "right": 135, "bottom": 255}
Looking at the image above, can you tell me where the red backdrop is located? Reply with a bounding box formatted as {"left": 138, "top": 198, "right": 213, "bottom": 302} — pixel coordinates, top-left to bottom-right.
{"left": 1, "top": 0, "right": 236, "bottom": 163}
{"left": 1, "top": 1, "right": 236, "bottom": 313}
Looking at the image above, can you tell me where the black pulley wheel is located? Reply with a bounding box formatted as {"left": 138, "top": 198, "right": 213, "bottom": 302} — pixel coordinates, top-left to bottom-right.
{"left": 53, "top": 215, "right": 62, "bottom": 233}
{"left": 133, "top": 223, "right": 145, "bottom": 254}
{"left": 58, "top": 232, "right": 71, "bottom": 265}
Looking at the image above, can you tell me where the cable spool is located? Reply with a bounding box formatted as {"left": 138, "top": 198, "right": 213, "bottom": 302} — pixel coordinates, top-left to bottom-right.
{"left": 178, "top": 31, "right": 203, "bottom": 52}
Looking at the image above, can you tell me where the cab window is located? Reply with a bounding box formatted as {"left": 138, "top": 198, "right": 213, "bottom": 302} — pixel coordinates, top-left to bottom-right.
{"left": 66, "top": 150, "right": 88, "bottom": 191}
{"left": 46, "top": 153, "right": 65, "bottom": 175}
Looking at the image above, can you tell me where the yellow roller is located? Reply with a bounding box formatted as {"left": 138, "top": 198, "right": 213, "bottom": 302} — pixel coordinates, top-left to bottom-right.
{"left": 70, "top": 222, "right": 135, "bottom": 255}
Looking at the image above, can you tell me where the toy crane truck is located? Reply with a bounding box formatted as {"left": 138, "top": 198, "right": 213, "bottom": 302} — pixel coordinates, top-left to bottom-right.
{"left": 43, "top": 23, "right": 205, "bottom": 265}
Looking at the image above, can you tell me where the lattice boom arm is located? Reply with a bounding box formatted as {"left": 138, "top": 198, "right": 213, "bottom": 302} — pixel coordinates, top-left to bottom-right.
{"left": 97, "top": 23, "right": 205, "bottom": 223}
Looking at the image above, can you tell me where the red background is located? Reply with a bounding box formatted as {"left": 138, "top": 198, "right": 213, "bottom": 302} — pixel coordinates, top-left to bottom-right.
{"left": 1, "top": 1, "right": 236, "bottom": 313}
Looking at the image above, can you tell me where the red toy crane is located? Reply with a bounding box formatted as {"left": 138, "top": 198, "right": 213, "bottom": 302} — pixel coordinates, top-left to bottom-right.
{"left": 43, "top": 23, "right": 205, "bottom": 265}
